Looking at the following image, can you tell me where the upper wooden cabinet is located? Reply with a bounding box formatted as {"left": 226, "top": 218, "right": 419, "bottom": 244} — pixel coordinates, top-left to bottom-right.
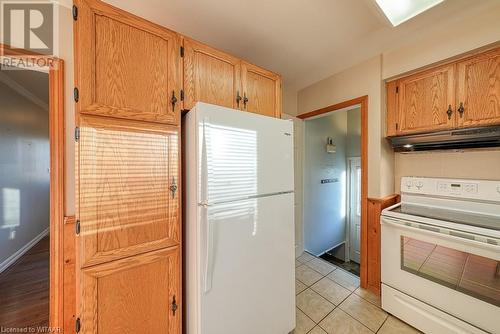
{"left": 183, "top": 38, "right": 242, "bottom": 111}
{"left": 75, "top": 0, "right": 182, "bottom": 125}
{"left": 456, "top": 48, "right": 500, "bottom": 128}
{"left": 396, "top": 64, "right": 455, "bottom": 135}
{"left": 182, "top": 38, "right": 282, "bottom": 118}
{"left": 241, "top": 61, "right": 282, "bottom": 118}
{"left": 387, "top": 46, "right": 500, "bottom": 137}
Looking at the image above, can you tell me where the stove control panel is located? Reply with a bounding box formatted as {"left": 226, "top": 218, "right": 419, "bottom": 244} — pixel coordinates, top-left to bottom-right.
{"left": 401, "top": 177, "right": 500, "bottom": 201}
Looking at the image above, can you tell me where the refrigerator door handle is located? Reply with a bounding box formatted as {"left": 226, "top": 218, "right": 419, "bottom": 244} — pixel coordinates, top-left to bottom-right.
{"left": 204, "top": 207, "right": 215, "bottom": 293}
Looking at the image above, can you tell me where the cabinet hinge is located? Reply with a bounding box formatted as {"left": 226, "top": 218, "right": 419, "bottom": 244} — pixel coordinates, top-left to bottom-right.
{"left": 171, "top": 295, "right": 178, "bottom": 315}
{"left": 180, "top": 90, "right": 184, "bottom": 101}
{"left": 74, "top": 87, "right": 79, "bottom": 102}
{"left": 75, "top": 220, "right": 81, "bottom": 235}
{"left": 395, "top": 86, "right": 399, "bottom": 93}
{"left": 72, "top": 5, "right": 78, "bottom": 20}
{"left": 75, "top": 318, "right": 81, "bottom": 333}
{"left": 75, "top": 127, "right": 80, "bottom": 142}
{"left": 180, "top": 46, "right": 184, "bottom": 58}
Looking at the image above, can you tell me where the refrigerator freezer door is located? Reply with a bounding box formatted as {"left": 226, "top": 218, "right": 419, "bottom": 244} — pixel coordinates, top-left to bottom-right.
{"left": 195, "top": 102, "right": 294, "bottom": 204}
{"left": 200, "top": 193, "right": 295, "bottom": 334}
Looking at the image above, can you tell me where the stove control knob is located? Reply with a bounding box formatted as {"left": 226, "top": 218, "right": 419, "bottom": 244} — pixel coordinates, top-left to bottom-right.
{"left": 497, "top": 186, "right": 500, "bottom": 194}
{"left": 406, "top": 180, "right": 412, "bottom": 190}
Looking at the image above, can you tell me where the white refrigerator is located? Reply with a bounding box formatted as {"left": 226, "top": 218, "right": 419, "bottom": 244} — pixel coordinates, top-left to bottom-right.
{"left": 185, "top": 102, "right": 296, "bottom": 334}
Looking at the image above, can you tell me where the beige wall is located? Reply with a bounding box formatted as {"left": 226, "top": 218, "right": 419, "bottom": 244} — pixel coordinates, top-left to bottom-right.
{"left": 383, "top": 4, "right": 500, "bottom": 188}
{"left": 296, "top": 5, "right": 500, "bottom": 198}
{"left": 59, "top": 0, "right": 500, "bottom": 219}
{"left": 395, "top": 150, "right": 500, "bottom": 192}
{"left": 297, "top": 56, "right": 394, "bottom": 198}
{"left": 57, "top": 3, "right": 75, "bottom": 216}
{"left": 382, "top": 3, "right": 500, "bottom": 80}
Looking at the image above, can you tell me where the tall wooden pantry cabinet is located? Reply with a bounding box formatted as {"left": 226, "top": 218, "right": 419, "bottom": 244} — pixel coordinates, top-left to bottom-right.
{"left": 74, "top": 0, "right": 182, "bottom": 333}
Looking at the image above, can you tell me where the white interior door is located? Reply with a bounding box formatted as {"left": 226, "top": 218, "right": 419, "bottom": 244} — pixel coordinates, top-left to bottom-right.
{"left": 348, "top": 157, "right": 361, "bottom": 263}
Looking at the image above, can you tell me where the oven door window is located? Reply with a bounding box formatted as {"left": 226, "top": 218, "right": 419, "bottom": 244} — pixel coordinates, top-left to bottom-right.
{"left": 401, "top": 236, "right": 500, "bottom": 307}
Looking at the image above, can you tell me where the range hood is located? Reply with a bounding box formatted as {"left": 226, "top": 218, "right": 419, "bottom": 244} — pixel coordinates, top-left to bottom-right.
{"left": 390, "top": 126, "right": 500, "bottom": 152}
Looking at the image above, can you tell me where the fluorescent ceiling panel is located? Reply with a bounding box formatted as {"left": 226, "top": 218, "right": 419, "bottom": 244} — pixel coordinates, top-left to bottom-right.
{"left": 375, "top": 0, "right": 445, "bottom": 26}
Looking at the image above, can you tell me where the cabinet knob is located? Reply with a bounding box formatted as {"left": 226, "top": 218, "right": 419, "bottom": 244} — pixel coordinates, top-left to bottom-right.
{"left": 243, "top": 93, "right": 249, "bottom": 108}
{"left": 236, "top": 91, "right": 242, "bottom": 107}
{"left": 446, "top": 105, "right": 453, "bottom": 120}
{"left": 169, "top": 177, "right": 177, "bottom": 199}
{"left": 171, "top": 91, "right": 178, "bottom": 111}
{"left": 458, "top": 102, "right": 465, "bottom": 118}
{"left": 171, "top": 295, "right": 178, "bottom": 316}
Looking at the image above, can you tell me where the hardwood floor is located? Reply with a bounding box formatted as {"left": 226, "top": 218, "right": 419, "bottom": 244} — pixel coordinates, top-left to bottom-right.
{"left": 0, "top": 236, "right": 49, "bottom": 330}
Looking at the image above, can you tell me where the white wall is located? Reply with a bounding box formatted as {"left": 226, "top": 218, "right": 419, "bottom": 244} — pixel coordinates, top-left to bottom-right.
{"left": 302, "top": 107, "right": 361, "bottom": 256}
{"left": 304, "top": 111, "right": 347, "bottom": 255}
{"left": 0, "top": 81, "right": 49, "bottom": 268}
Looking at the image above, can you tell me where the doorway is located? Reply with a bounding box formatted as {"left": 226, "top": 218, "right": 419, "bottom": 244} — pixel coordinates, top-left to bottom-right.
{"left": 0, "top": 64, "right": 51, "bottom": 328}
{"left": 298, "top": 96, "right": 367, "bottom": 281}
{"left": 0, "top": 52, "right": 64, "bottom": 331}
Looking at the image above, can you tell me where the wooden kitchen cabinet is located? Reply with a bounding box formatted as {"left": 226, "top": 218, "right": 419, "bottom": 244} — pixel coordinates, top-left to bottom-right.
{"left": 394, "top": 64, "right": 455, "bottom": 135}
{"left": 74, "top": 1, "right": 182, "bottom": 333}
{"left": 182, "top": 39, "right": 282, "bottom": 118}
{"left": 77, "top": 115, "right": 180, "bottom": 268}
{"left": 456, "top": 47, "right": 500, "bottom": 128}
{"left": 183, "top": 38, "right": 242, "bottom": 111}
{"left": 79, "top": 247, "right": 180, "bottom": 334}
{"left": 241, "top": 61, "right": 282, "bottom": 118}
{"left": 75, "top": 0, "right": 182, "bottom": 125}
{"left": 386, "top": 46, "right": 500, "bottom": 137}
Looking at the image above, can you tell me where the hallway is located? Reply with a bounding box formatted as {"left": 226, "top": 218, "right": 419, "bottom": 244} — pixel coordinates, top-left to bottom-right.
{"left": 0, "top": 236, "right": 49, "bottom": 329}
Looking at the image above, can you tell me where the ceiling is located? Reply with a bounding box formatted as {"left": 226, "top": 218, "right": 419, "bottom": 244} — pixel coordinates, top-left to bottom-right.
{"left": 3, "top": 69, "right": 49, "bottom": 103}
{"left": 103, "top": 0, "right": 500, "bottom": 91}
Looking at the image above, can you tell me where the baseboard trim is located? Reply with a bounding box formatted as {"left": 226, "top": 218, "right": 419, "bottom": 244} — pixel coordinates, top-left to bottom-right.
{"left": 0, "top": 227, "right": 49, "bottom": 275}
{"left": 316, "top": 240, "right": 346, "bottom": 257}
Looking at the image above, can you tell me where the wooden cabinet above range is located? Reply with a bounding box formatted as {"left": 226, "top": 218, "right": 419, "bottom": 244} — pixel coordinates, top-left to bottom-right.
{"left": 386, "top": 46, "right": 500, "bottom": 137}
{"left": 182, "top": 37, "right": 282, "bottom": 118}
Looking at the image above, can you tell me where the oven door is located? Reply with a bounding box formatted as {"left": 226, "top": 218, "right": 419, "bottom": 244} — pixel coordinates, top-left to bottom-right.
{"left": 381, "top": 216, "right": 500, "bottom": 334}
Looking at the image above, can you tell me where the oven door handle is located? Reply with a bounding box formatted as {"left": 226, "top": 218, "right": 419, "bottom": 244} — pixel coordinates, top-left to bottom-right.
{"left": 381, "top": 217, "right": 500, "bottom": 252}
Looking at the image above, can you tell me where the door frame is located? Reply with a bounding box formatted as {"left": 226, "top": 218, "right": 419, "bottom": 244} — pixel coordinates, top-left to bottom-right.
{"left": 346, "top": 157, "right": 361, "bottom": 263}
{"left": 298, "top": 95, "right": 369, "bottom": 288}
{"left": 1, "top": 45, "right": 66, "bottom": 329}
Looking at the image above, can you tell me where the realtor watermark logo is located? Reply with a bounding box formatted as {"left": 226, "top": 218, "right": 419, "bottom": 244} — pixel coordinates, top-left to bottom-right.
{"left": 0, "top": 1, "right": 58, "bottom": 70}
{"left": 1, "top": 0, "right": 54, "bottom": 54}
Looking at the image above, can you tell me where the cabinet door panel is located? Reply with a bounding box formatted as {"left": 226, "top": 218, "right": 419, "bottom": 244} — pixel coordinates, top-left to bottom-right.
{"left": 241, "top": 62, "right": 281, "bottom": 118}
{"left": 76, "top": 0, "right": 181, "bottom": 124}
{"left": 398, "top": 64, "right": 455, "bottom": 134}
{"left": 78, "top": 115, "right": 180, "bottom": 267}
{"left": 80, "top": 247, "right": 180, "bottom": 334}
{"left": 457, "top": 48, "right": 500, "bottom": 127}
{"left": 183, "top": 38, "right": 241, "bottom": 110}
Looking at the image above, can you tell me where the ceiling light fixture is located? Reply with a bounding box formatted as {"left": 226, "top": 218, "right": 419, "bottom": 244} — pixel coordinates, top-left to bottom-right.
{"left": 375, "top": 0, "right": 445, "bottom": 26}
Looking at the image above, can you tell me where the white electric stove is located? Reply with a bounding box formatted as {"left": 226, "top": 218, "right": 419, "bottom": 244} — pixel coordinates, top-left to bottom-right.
{"left": 381, "top": 177, "right": 500, "bottom": 334}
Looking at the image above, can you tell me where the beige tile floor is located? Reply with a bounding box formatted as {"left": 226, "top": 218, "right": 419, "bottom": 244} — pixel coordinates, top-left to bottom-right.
{"left": 294, "top": 253, "right": 421, "bottom": 334}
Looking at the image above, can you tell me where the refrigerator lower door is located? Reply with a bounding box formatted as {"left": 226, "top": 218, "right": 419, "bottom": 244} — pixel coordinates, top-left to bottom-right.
{"left": 200, "top": 193, "right": 295, "bottom": 334}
